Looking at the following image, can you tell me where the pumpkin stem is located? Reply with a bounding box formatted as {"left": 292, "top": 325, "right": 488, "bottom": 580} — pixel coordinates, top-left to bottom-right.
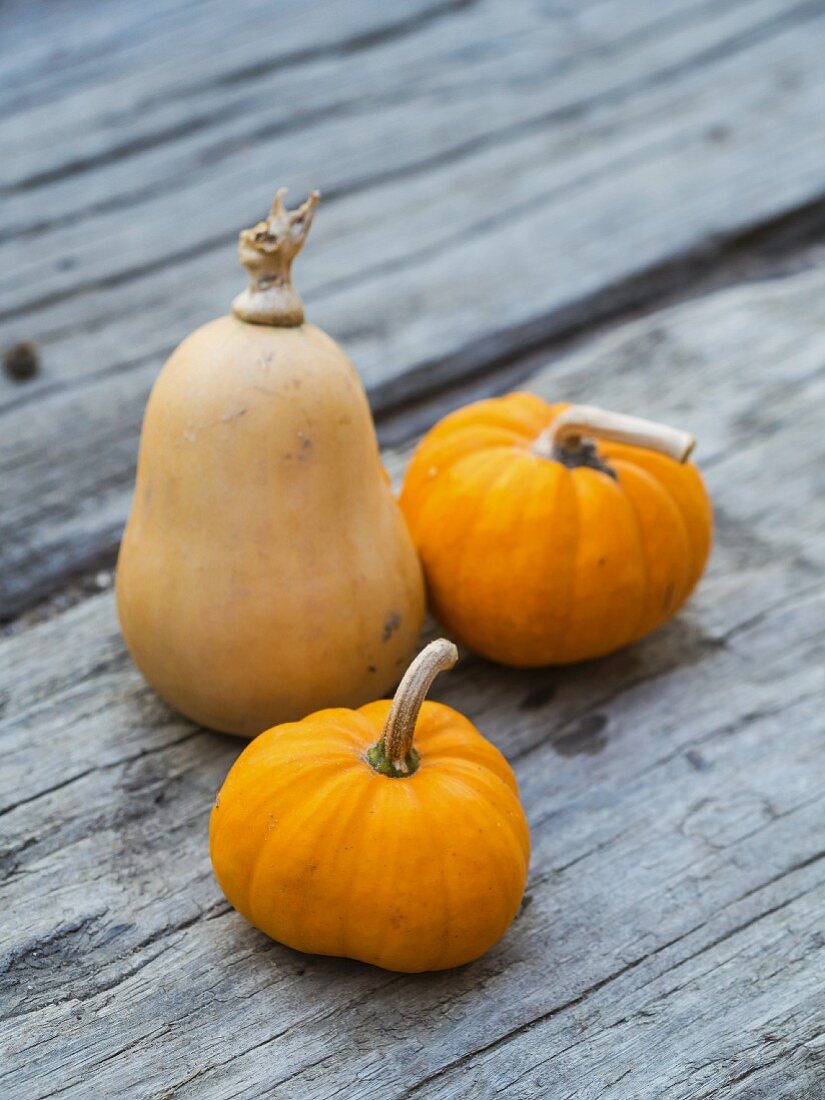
{"left": 231, "top": 188, "right": 319, "bottom": 327}
{"left": 368, "top": 639, "right": 459, "bottom": 778}
{"left": 533, "top": 404, "right": 696, "bottom": 465}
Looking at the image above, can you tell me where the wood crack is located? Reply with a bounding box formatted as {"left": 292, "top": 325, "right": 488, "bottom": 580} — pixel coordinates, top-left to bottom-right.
{"left": 0, "top": 106, "right": 241, "bottom": 200}
{"left": 371, "top": 192, "right": 825, "bottom": 425}
{"left": 0, "top": 230, "right": 236, "bottom": 327}
{"left": 0, "top": 346, "right": 175, "bottom": 422}
{"left": 398, "top": 873, "right": 825, "bottom": 1098}
{"left": 0, "top": 911, "right": 107, "bottom": 977}
{"left": 551, "top": 825, "right": 637, "bottom": 875}
{"left": 635, "top": 854, "right": 825, "bottom": 1003}
{"left": 0, "top": 767, "right": 98, "bottom": 821}
{"left": 156, "top": 975, "right": 403, "bottom": 1096}
{"left": 0, "top": 726, "right": 205, "bottom": 821}
{"left": 71, "top": 902, "right": 233, "bottom": 1006}
{"left": 395, "top": 943, "right": 682, "bottom": 1098}
{"left": 0, "top": 0, "right": 479, "bottom": 120}
{"left": 164, "top": 0, "right": 478, "bottom": 99}
{"left": 0, "top": 900, "right": 233, "bottom": 1027}
{"left": 691, "top": 1034, "right": 824, "bottom": 1100}
{"left": 666, "top": 866, "right": 825, "bottom": 978}
{"left": 633, "top": 688, "right": 823, "bottom": 783}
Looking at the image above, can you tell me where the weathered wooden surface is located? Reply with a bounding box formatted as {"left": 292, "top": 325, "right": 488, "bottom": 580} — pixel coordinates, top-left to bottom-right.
{"left": 4, "top": 0, "right": 825, "bottom": 615}
{"left": 2, "top": 265, "right": 824, "bottom": 1098}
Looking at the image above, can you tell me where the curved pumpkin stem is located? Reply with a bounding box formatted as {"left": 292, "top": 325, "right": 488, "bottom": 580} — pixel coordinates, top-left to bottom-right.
{"left": 533, "top": 405, "right": 696, "bottom": 464}
{"left": 232, "top": 188, "right": 320, "bottom": 327}
{"left": 368, "top": 639, "right": 458, "bottom": 778}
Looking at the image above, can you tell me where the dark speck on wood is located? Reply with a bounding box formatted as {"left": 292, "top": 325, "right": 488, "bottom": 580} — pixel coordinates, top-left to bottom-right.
{"left": 686, "top": 748, "right": 711, "bottom": 771}
{"left": 3, "top": 341, "right": 39, "bottom": 381}
{"left": 520, "top": 682, "right": 557, "bottom": 711}
{"left": 554, "top": 713, "right": 609, "bottom": 757}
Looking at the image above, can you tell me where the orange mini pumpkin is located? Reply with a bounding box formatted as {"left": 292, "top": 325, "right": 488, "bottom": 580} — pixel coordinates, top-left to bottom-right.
{"left": 400, "top": 395, "right": 712, "bottom": 666}
{"left": 210, "top": 640, "right": 530, "bottom": 973}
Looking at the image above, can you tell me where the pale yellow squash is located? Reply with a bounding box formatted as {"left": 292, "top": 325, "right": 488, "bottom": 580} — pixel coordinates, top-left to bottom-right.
{"left": 117, "top": 191, "right": 425, "bottom": 735}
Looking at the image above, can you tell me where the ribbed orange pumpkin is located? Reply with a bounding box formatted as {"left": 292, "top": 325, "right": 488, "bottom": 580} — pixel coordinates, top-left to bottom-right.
{"left": 210, "top": 640, "right": 530, "bottom": 973}
{"left": 400, "top": 394, "right": 712, "bottom": 666}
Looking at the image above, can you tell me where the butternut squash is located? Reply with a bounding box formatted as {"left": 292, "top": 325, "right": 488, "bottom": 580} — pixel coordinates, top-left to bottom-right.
{"left": 116, "top": 190, "right": 425, "bottom": 735}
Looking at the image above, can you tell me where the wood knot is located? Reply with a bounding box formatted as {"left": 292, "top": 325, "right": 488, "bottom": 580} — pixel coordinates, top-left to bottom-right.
{"left": 3, "top": 341, "right": 39, "bottom": 382}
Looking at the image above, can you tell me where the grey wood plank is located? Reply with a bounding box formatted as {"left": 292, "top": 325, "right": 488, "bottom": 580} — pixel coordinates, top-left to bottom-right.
{"left": 3, "top": 0, "right": 825, "bottom": 615}
{"left": 0, "top": 0, "right": 814, "bottom": 336}
{"left": 0, "top": 0, "right": 683, "bottom": 190}
{"left": 0, "top": 0, "right": 463, "bottom": 114}
{"left": 2, "top": 266, "right": 824, "bottom": 1098}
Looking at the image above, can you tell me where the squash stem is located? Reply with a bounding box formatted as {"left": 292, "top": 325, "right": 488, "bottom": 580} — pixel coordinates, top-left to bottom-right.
{"left": 533, "top": 404, "right": 696, "bottom": 464}
{"left": 368, "top": 639, "right": 459, "bottom": 778}
{"left": 231, "top": 188, "right": 319, "bottom": 327}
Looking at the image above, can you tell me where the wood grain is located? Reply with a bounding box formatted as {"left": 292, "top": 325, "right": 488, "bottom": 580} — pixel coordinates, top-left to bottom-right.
{"left": 4, "top": 0, "right": 825, "bottom": 615}
{"left": 2, "top": 266, "right": 824, "bottom": 1098}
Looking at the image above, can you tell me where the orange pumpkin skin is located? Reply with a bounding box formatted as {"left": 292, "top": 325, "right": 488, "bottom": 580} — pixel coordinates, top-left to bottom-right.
{"left": 210, "top": 700, "right": 530, "bottom": 973}
{"left": 399, "top": 393, "right": 713, "bottom": 666}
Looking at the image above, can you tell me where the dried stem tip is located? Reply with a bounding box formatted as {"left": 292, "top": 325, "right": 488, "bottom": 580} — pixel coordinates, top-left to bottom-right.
{"left": 231, "top": 188, "right": 319, "bottom": 327}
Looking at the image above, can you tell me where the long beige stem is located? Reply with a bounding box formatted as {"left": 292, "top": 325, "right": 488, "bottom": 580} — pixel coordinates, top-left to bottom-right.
{"left": 381, "top": 639, "right": 459, "bottom": 772}
{"left": 533, "top": 404, "right": 696, "bottom": 463}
